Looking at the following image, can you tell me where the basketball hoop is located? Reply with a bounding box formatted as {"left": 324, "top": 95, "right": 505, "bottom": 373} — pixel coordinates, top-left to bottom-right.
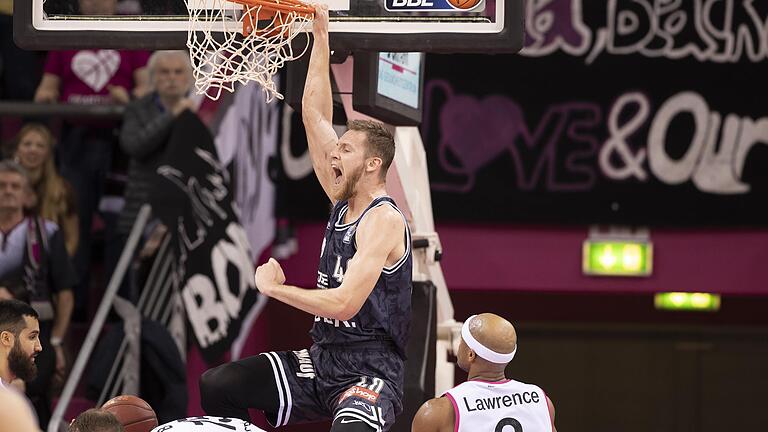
{"left": 185, "top": 0, "right": 314, "bottom": 101}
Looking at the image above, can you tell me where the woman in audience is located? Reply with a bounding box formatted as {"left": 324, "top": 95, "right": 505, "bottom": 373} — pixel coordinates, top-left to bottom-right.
{"left": 12, "top": 123, "right": 79, "bottom": 256}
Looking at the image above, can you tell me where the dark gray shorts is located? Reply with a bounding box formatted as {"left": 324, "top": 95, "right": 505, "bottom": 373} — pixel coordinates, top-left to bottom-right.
{"left": 262, "top": 344, "right": 404, "bottom": 431}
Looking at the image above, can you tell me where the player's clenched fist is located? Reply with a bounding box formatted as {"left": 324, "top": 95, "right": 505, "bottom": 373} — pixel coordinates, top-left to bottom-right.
{"left": 254, "top": 258, "right": 286, "bottom": 296}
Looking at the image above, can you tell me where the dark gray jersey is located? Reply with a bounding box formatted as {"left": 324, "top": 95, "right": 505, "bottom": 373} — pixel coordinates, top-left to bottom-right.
{"left": 310, "top": 196, "right": 412, "bottom": 358}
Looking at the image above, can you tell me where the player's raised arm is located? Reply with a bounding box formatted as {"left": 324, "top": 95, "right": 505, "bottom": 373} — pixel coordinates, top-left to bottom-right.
{"left": 302, "top": 4, "right": 339, "bottom": 203}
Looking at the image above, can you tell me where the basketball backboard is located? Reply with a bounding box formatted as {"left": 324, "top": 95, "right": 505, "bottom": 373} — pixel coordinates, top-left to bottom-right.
{"left": 14, "top": 0, "right": 523, "bottom": 53}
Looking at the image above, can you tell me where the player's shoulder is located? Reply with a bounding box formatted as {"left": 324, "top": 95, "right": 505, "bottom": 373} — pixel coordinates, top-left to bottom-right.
{"left": 0, "top": 388, "right": 38, "bottom": 432}
{"left": 360, "top": 200, "right": 404, "bottom": 230}
{"left": 357, "top": 205, "right": 405, "bottom": 246}
{"left": 412, "top": 396, "right": 454, "bottom": 432}
{"left": 422, "top": 396, "right": 454, "bottom": 413}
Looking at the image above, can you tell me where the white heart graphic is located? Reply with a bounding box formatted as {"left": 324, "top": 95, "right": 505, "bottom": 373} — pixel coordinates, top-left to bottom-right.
{"left": 71, "top": 50, "right": 121, "bottom": 92}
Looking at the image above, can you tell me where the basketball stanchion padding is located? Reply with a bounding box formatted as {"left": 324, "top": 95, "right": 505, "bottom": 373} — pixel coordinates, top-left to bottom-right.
{"left": 392, "top": 280, "right": 437, "bottom": 432}
{"left": 185, "top": 0, "right": 314, "bottom": 101}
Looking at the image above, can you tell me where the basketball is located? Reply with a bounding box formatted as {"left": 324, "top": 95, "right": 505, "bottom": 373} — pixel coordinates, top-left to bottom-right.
{"left": 102, "top": 395, "right": 158, "bottom": 432}
{"left": 447, "top": 0, "right": 482, "bottom": 10}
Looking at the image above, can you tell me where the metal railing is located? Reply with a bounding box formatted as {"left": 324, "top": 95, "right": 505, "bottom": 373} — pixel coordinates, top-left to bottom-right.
{"left": 47, "top": 205, "right": 150, "bottom": 432}
{"left": 0, "top": 101, "right": 125, "bottom": 119}
{"left": 48, "top": 203, "right": 189, "bottom": 431}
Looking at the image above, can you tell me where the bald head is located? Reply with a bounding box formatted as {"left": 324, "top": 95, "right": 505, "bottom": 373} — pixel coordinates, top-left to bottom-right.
{"left": 466, "top": 313, "right": 517, "bottom": 355}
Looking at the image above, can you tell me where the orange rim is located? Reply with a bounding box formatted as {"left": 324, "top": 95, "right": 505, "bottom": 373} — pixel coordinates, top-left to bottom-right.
{"left": 231, "top": 0, "right": 315, "bottom": 16}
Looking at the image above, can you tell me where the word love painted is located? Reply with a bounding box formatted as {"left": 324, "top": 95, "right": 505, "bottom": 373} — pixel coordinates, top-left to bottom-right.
{"left": 424, "top": 80, "right": 768, "bottom": 195}
{"left": 423, "top": 80, "right": 600, "bottom": 193}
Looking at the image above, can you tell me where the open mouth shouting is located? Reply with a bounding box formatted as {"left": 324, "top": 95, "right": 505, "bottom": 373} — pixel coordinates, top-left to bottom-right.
{"left": 332, "top": 164, "right": 343, "bottom": 186}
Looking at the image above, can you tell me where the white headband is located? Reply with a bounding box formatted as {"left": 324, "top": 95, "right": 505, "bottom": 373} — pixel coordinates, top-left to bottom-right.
{"left": 462, "top": 315, "right": 517, "bottom": 364}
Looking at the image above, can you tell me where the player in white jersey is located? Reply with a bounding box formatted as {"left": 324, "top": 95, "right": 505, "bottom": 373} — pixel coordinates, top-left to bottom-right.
{"left": 411, "top": 313, "right": 557, "bottom": 432}
{"left": 151, "top": 417, "right": 264, "bottom": 432}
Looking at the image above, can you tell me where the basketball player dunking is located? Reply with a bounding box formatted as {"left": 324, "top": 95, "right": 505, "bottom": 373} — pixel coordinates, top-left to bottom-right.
{"left": 199, "top": 5, "right": 412, "bottom": 432}
{"left": 412, "top": 314, "right": 557, "bottom": 432}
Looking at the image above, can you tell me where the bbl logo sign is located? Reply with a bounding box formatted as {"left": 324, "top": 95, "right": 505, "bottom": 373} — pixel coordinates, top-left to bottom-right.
{"left": 385, "top": 0, "right": 484, "bottom": 12}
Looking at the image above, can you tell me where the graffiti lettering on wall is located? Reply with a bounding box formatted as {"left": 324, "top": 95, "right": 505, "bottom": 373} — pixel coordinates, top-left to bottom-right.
{"left": 602, "top": 91, "right": 767, "bottom": 194}
{"left": 523, "top": 0, "right": 768, "bottom": 63}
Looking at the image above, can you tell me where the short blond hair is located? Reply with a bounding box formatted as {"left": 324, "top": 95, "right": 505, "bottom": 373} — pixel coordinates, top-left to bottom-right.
{"left": 347, "top": 120, "right": 395, "bottom": 179}
{"left": 69, "top": 409, "right": 125, "bottom": 432}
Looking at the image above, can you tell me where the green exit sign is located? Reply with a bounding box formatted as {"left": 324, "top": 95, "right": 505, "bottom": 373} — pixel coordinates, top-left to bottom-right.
{"left": 655, "top": 292, "right": 721, "bottom": 311}
{"left": 582, "top": 241, "right": 652, "bottom": 276}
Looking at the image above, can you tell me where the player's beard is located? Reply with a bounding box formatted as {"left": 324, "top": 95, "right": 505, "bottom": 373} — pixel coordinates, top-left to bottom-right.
{"left": 8, "top": 341, "right": 37, "bottom": 382}
{"left": 337, "top": 165, "right": 364, "bottom": 202}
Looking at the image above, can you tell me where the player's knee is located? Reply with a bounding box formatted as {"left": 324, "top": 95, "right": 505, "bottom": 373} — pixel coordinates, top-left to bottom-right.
{"left": 330, "top": 416, "right": 377, "bottom": 432}
{"left": 199, "top": 364, "right": 236, "bottom": 408}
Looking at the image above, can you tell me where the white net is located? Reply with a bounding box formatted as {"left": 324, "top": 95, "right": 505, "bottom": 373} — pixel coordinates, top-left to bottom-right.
{"left": 185, "top": 0, "right": 313, "bottom": 102}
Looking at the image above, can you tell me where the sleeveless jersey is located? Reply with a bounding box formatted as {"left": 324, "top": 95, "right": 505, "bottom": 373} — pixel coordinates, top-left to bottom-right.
{"left": 310, "top": 196, "right": 413, "bottom": 358}
{"left": 444, "top": 379, "right": 553, "bottom": 432}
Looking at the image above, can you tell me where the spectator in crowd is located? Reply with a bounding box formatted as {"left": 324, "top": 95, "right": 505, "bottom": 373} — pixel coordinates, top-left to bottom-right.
{"left": 10, "top": 123, "right": 79, "bottom": 256}
{"left": 33, "top": 0, "right": 150, "bottom": 316}
{"left": 33, "top": 0, "right": 150, "bottom": 105}
{"left": 117, "top": 50, "right": 194, "bottom": 299}
{"left": 0, "top": 160, "right": 76, "bottom": 428}
{"left": 69, "top": 408, "right": 125, "bottom": 432}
